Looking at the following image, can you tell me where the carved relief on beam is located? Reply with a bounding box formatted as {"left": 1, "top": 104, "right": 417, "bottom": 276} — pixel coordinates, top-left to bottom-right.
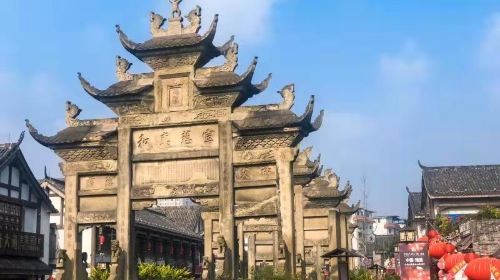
{"left": 79, "top": 196, "right": 117, "bottom": 212}
{"left": 132, "top": 124, "right": 219, "bottom": 155}
{"left": 235, "top": 195, "right": 278, "bottom": 217}
{"left": 193, "top": 94, "right": 237, "bottom": 109}
{"left": 234, "top": 133, "right": 300, "bottom": 151}
{"left": 131, "top": 182, "right": 219, "bottom": 199}
{"left": 119, "top": 108, "right": 230, "bottom": 127}
{"left": 133, "top": 158, "right": 219, "bottom": 186}
{"left": 61, "top": 160, "right": 118, "bottom": 176}
{"left": 233, "top": 149, "right": 275, "bottom": 165}
{"left": 194, "top": 198, "right": 219, "bottom": 212}
{"left": 132, "top": 200, "right": 157, "bottom": 211}
{"left": 76, "top": 211, "right": 116, "bottom": 224}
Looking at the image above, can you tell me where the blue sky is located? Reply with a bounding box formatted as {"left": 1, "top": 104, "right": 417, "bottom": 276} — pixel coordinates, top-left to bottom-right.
{"left": 1, "top": 0, "right": 500, "bottom": 216}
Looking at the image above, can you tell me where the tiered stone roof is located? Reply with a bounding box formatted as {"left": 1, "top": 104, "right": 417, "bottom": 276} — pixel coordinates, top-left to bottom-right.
{"left": 26, "top": 1, "right": 323, "bottom": 163}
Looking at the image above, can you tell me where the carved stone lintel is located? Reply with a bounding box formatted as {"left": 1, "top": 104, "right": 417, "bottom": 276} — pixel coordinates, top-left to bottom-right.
{"left": 76, "top": 211, "right": 116, "bottom": 224}
{"left": 61, "top": 160, "right": 117, "bottom": 176}
{"left": 132, "top": 182, "right": 219, "bottom": 199}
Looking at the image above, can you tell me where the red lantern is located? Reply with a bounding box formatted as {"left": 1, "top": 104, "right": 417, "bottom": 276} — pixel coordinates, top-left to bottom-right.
{"left": 427, "top": 230, "right": 439, "bottom": 239}
{"left": 99, "top": 235, "right": 105, "bottom": 246}
{"left": 464, "top": 257, "right": 495, "bottom": 280}
{"left": 418, "top": 236, "right": 429, "bottom": 242}
{"left": 429, "top": 242, "right": 448, "bottom": 259}
{"left": 465, "top": 253, "right": 480, "bottom": 263}
{"left": 445, "top": 243, "right": 455, "bottom": 254}
{"left": 147, "top": 241, "right": 152, "bottom": 252}
{"left": 170, "top": 242, "right": 174, "bottom": 256}
{"left": 159, "top": 243, "right": 164, "bottom": 255}
{"left": 444, "top": 254, "right": 465, "bottom": 272}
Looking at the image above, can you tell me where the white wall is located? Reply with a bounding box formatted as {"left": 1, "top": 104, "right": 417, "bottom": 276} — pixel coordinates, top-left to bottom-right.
{"left": 24, "top": 207, "right": 37, "bottom": 233}
{"left": 41, "top": 204, "right": 50, "bottom": 264}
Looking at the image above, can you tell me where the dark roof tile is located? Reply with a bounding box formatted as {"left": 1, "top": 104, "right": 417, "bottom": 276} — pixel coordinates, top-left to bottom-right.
{"left": 421, "top": 164, "right": 500, "bottom": 197}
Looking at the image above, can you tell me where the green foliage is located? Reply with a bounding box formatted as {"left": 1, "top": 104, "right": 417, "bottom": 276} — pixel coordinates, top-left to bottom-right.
{"left": 88, "top": 266, "right": 110, "bottom": 280}
{"left": 349, "top": 268, "right": 374, "bottom": 280}
{"left": 252, "top": 266, "right": 298, "bottom": 280}
{"left": 435, "top": 215, "right": 459, "bottom": 237}
{"left": 476, "top": 206, "right": 500, "bottom": 219}
{"left": 137, "top": 263, "right": 194, "bottom": 280}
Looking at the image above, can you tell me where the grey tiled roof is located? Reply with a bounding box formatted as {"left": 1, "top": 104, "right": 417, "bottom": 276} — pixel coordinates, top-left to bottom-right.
{"left": 421, "top": 164, "right": 500, "bottom": 197}
{"left": 408, "top": 191, "right": 422, "bottom": 214}
{"left": 135, "top": 207, "right": 202, "bottom": 240}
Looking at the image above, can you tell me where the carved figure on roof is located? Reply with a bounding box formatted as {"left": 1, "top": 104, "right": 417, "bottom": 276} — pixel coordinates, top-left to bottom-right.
{"left": 65, "top": 101, "right": 81, "bottom": 127}
{"left": 184, "top": 5, "right": 202, "bottom": 33}
{"left": 296, "top": 147, "right": 313, "bottom": 166}
{"left": 170, "top": 0, "right": 182, "bottom": 18}
{"left": 268, "top": 84, "right": 295, "bottom": 110}
{"left": 116, "top": 56, "right": 133, "bottom": 81}
{"left": 150, "top": 12, "right": 167, "bottom": 37}
{"left": 324, "top": 169, "right": 339, "bottom": 188}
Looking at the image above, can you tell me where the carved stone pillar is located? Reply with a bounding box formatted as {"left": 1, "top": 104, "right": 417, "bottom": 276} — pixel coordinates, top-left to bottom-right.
{"left": 62, "top": 173, "right": 81, "bottom": 279}
{"left": 218, "top": 121, "right": 235, "bottom": 278}
{"left": 328, "top": 210, "right": 339, "bottom": 280}
{"left": 201, "top": 212, "right": 216, "bottom": 280}
{"left": 275, "top": 148, "right": 297, "bottom": 275}
{"left": 54, "top": 249, "right": 70, "bottom": 280}
{"left": 237, "top": 222, "right": 245, "bottom": 278}
{"left": 247, "top": 234, "right": 256, "bottom": 279}
{"left": 117, "top": 127, "right": 136, "bottom": 279}
{"left": 294, "top": 185, "right": 305, "bottom": 279}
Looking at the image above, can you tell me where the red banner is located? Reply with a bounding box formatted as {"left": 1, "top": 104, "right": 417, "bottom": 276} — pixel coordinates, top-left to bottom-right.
{"left": 399, "top": 242, "right": 431, "bottom": 280}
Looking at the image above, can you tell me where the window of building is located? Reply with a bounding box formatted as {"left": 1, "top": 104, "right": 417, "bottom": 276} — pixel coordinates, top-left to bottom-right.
{"left": 0, "top": 167, "right": 8, "bottom": 184}
{"left": 10, "top": 167, "right": 20, "bottom": 187}
{"left": 0, "top": 200, "right": 22, "bottom": 231}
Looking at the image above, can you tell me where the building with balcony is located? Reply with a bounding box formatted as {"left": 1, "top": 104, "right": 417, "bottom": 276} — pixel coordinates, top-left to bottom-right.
{"left": 0, "top": 133, "right": 56, "bottom": 279}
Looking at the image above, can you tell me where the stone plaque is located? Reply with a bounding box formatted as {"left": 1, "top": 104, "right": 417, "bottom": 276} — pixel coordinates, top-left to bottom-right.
{"left": 234, "top": 165, "right": 276, "bottom": 182}
{"left": 132, "top": 124, "right": 219, "bottom": 155}
{"left": 79, "top": 175, "right": 117, "bottom": 191}
{"left": 161, "top": 77, "right": 189, "bottom": 111}
{"left": 133, "top": 158, "right": 219, "bottom": 186}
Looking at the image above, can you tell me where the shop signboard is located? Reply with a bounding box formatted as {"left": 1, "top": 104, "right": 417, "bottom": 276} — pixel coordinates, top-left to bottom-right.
{"left": 398, "top": 242, "right": 431, "bottom": 280}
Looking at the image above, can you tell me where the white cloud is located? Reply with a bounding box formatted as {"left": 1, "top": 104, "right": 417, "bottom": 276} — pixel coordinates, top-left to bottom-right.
{"left": 479, "top": 13, "right": 500, "bottom": 70}
{"left": 379, "top": 40, "right": 430, "bottom": 92}
{"left": 156, "top": 0, "right": 281, "bottom": 45}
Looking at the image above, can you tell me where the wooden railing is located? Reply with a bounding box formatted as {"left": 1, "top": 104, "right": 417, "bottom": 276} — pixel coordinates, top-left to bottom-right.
{"left": 0, "top": 230, "right": 44, "bottom": 258}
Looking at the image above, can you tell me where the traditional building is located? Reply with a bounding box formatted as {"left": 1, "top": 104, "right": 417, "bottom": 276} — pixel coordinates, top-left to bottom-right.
{"left": 0, "top": 133, "right": 56, "bottom": 279}
{"left": 40, "top": 176, "right": 203, "bottom": 276}
{"left": 25, "top": 1, "right": 364, "bottom": 279}
{"left": 407, "top": 162, "right": 500, "bottom": 239}
{"left": 406, "top": 187, "right": 426, "bottom": 238}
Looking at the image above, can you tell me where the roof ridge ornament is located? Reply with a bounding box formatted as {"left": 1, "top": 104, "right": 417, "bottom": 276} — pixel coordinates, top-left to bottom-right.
{"left": 116, "top": 56, "right": 133, "bottom": 81}
{"left": 150, "top": 1, "right": 202, "bottom": 37}
{"left": 267, "top": 84, "right": 295, "bottom": 110}
{"left": 65, "top": 101, "right": 82, "bottom": 127}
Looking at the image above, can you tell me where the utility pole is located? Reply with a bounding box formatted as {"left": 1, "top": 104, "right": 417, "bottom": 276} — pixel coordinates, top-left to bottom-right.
{"left": 362, "top": 175, "right": 368, "bottom": 267}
